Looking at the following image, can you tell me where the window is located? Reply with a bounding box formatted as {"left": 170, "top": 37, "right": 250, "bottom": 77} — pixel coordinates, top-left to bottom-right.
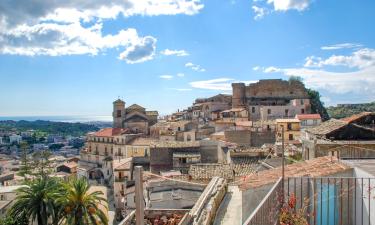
{"left": 287, "top": 123, "right": 292, "bottom": 131}
{"left": 285, "top": 109, "right": 289, "bottom": 116}
{"left": 252, "top": 107, "right": 255, "bottom": 113}
{"left": 267, "top": 125, "right": 270, "bottom": 131}
{"left": 267, "top": 109, "right": 271, "bottom": 114}
{"left": 289, "top": 134, "right": 294, "bottom": 140}
{"left": 300, "top": 99, "right": 304, "bottom": 105}
{"left": 117, "top": 110, "right": 121, "bottom": 117}
{"left": 301, "top": 109, "right": 305, "bottom": 114}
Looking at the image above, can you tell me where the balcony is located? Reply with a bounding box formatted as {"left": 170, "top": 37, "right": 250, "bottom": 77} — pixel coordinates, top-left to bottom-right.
{"left": 243, "top": 177, "right": 375, "bottom": 225}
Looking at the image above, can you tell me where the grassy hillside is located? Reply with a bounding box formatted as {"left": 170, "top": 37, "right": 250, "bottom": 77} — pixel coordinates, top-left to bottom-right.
{"left": 327, "top": 102, "right": 375, "bottom": 119}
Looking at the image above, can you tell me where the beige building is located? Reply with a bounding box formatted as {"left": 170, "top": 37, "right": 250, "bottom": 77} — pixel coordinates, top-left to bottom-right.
{"left": 275, "top": 118, "right": 301, "bottom": 144}
{"left": 112, "top": 99, "right": 158, "bottom": 134}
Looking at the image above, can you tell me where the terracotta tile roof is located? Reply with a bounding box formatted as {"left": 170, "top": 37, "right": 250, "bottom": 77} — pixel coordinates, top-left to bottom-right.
{"left": 305, "top": 119, "right": 347, "bottom": 136}
{"left": 239, "top": 156, "right": 351, "bottom": 190}
{"left": 296, "top": 114, "right": 322, "bottom": 120}
{"left": 341, "top": 112, "right": 374, "bottom": 123}
{"left": 92, "top": 128, "right": 128, "bottom": 137}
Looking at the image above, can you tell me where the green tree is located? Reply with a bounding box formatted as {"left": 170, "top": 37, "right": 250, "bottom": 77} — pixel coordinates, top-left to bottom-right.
{"left": 307, "top": 88, "right": 330, "bottom": 121}
{"left": 0, "top": 211, "right": 28, "bottom": 225}
{"left": 17, "top": 141, "right": 32, "bottom": 179}
{"left": 8, "top": 177, "right": 64, "bottom": 225}
{"left": 59, "top": 178, "right": 108, "bottom": 225}
{"left": 32, "top": 150, "right": 54, "bottom": 177}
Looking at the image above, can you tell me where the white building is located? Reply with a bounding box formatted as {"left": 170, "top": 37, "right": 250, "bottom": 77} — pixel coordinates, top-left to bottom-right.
{"left": 9, "top": 135, "right": 22, "bottom": 144}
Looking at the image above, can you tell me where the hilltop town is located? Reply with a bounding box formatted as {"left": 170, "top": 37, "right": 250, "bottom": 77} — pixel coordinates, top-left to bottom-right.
{"left": 1, "top": 79, "right": 375, "bottom": 225}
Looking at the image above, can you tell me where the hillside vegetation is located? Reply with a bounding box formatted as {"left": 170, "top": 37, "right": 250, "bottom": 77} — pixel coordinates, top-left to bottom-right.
{"left": 0, "top": 120, "right": 99, "bottom": 136}
{"left": 327, "top": 102, "right": 375, "bottom": 119}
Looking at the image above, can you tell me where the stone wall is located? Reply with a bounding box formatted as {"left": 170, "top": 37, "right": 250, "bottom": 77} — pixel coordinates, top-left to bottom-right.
{"left": 225, "top": 130, "right": 251, "bottom": 146}
{"left": 250, "top": 130, "right": 275, "bottom": 147}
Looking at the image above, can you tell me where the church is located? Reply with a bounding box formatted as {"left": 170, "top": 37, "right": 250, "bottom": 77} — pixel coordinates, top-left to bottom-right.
{"left": 112, "top": 98, "right": 158, "bottom": 134}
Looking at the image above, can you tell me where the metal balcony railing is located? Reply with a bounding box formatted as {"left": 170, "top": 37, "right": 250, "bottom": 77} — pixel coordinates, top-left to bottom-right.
{"left": 243, "top": 177, "right": 375, "bottom": 225}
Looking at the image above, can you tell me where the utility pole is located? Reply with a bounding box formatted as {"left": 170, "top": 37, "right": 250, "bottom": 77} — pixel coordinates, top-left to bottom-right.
{"left": 135, "top": 166, "right": 144, "bottom": 225}
{"left": 281, "top": 126, "right": 285, "bottom": 203}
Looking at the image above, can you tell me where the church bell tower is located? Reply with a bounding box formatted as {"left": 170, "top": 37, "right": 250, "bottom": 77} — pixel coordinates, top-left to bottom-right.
{"left": 113, "top": 98, "right": 126, "bottom": 128}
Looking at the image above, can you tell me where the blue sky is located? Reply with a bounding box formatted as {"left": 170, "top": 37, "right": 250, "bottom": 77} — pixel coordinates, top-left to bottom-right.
{"left": 0, "top": 0, "right": 374, "bottom": 116}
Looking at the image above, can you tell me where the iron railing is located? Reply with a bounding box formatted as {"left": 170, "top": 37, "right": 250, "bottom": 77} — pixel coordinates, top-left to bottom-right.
{"left": 243, "top": 177, "right": 283, "bottom": 225}
{"left": 243, "top": 177, "right": 375, "bottom": 225}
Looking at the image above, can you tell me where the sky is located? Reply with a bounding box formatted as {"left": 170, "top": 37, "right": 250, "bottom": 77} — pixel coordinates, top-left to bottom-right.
{"left": 0, "top": 0, "right": 374, "bottom": 116}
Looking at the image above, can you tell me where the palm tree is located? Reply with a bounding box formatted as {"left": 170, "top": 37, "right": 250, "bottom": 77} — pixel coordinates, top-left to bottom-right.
{"left": 8, "top": 177, "right": 63, "bottom": 225}
{"left": 59, "top": 178, "right": 108, "bottom": 225}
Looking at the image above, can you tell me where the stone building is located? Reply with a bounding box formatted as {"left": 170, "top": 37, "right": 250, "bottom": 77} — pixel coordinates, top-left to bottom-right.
{"left": 112, "top": 99, "right": 158, "bottom": 134}
{"left": 301, "top": 112, "right": 375, "bottom": 160}
{"left": 194, "top": 94, "right": 232, "bottom": 120}
{"left": 232, "top": 79, "right": 311, "bottom": 120}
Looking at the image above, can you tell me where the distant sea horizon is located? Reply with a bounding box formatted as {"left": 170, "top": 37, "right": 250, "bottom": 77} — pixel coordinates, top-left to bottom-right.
{"left": 0, "top": 115, "right": 113, "bottom": 123}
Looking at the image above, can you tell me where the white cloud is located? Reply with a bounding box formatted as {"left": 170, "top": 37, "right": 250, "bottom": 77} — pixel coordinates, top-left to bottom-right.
{"left": 160, "top": 75, "right": 174, "bottom": 79}
{"left": 253, "top": 66, "right": 260, "bottom": 71}
{"left": 185, "top": 62, "right": 205, "bottom": 72}
{"left": 252, "top": 6, "right": 268, "bottom": 20}
{"left": 304, "top": 48, "right": 375, "bottom": 69}
{"left": 0, "top": 0, "right": 204, "bottom": 27}
{"left": 161, "top": 49, "right": 189, "bottom": 56}
{"left": 190, "top": 78, "right": 256, "bottom": 91}
{"left": 267, "top": 0, "right": 311, "bottom": 11}
{"left": 0, "top": 0, "right": 204, "bottom": 62}
{"left": 321, "top": 43, "right": 363, "bottom": 50}
{"left": 279, "top": 66, "right": 375, "bottom": 96}
{"left": 263, "top": 66, "right": 281, "bottom": 73}
{"left": 177, "top": 73, "right": 185, "bottom": 77}
{"left": 119, "top": 36, "right": 156, "bottom": 63}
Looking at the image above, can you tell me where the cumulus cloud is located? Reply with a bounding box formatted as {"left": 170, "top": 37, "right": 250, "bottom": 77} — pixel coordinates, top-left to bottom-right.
{"left": 161, "top": 49, "right": 189, "bottom": 56}
{"left": 177, "top": 73, "right": 185, "bottom": 77}
{"left": 119, "top": 36, "right": 156, "bottom": 63}
{"left": 0, "top": 0, "right": 204, "bottom": 27}
{"left": 252, "top": 6, "right": 268, "bottom": 20}
{"left": 190, "top": 78, "right": 256, "bottom": 91}
{"left": 252, "top": 0, "right": 311, "bottom": 20}
{"left": 267, "top": 0, "right": 311, "bottom": 11}
{"left": 252, "top": 66, "right": 260, "bottom": 71}
{"left": 321, "top": 43, "right": 363, "bottom": 50}
{"left": 160, "top": 75, "right": 174, "bottom": 79}
{"left": 262, "top": 47, "right": 375, "bottom": 99}
{"left": 263, "top": 66, "right": 281, "bottom": 73}
{"left": 185, "top": 62, "right": 205, "bottom": 72}
{"left": 0, "top": 0, "right": 204, "bottom": 62}
{"left": 304, "top": 48, "right": 375, "bottom": 69}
